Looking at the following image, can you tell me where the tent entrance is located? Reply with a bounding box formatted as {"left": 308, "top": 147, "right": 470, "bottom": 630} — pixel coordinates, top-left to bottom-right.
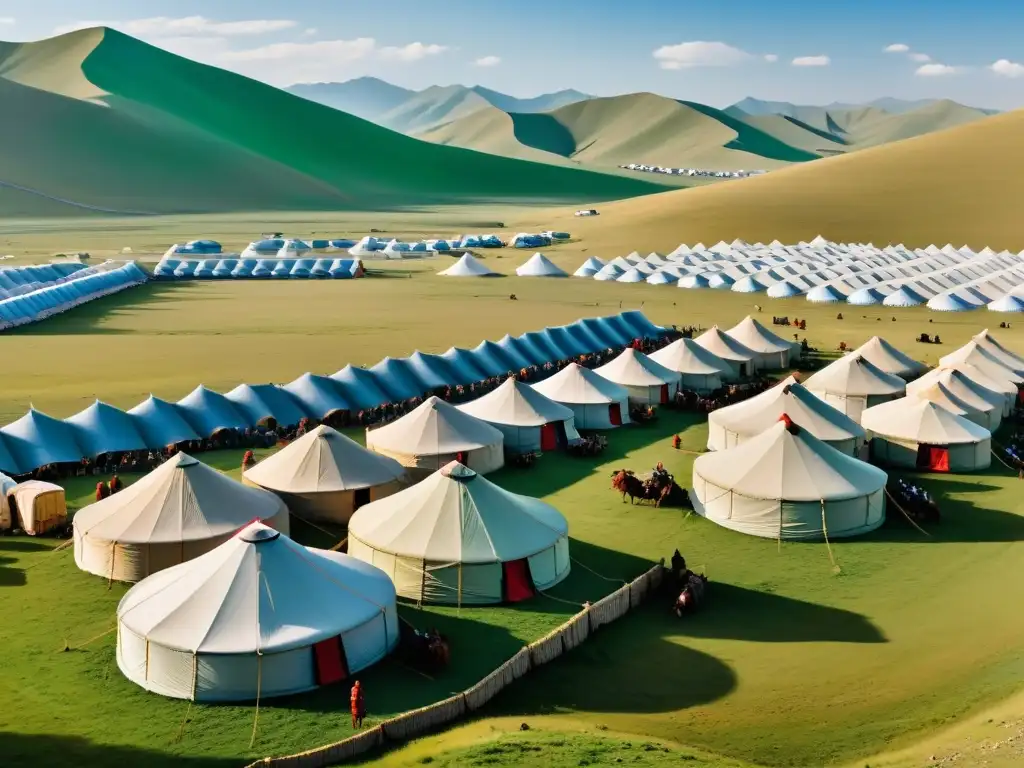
{"left": 353, "top": 488, "right": 371, "bottom": 510}
{"left": 609, "top": 404, "right": 622, "bottom": 426}
{"left": 502, "top": 558, "right": 535, "bottom": 603}
{"left": 659, "top": 384, "right": 669, "bottom": 404}
{"left": 917, "top": 444, "right": 950, "bottom": 472}
{"left": 313, "top": 635, "right": 349, "bottom": 686}
{"left": 540, "top": 423, "right": 557, "bottom": 451}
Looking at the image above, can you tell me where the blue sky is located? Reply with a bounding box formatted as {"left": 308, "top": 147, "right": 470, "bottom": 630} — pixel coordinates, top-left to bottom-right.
{"left": 5, "top": 0, "right": 1024, "bottom": 108}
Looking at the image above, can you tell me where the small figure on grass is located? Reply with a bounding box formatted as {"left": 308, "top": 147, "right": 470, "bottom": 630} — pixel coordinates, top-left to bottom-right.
{"left": 350, "top": 680, "right": 366, "bottom": 729}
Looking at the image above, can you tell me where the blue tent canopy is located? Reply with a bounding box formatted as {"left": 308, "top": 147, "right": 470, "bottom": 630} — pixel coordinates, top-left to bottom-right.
{"left": 290, "top": 259, "right": 315, "bottom": 278}
{"left": 329, "top": 258, "right": 358, "bottom": 278}
{"left": 311, "top": 259, "right": 333, "bottom": 277}
{"left": 406, "top": 351, "right": 457, "bottom": 390}
{"left": 440, "top": 347, "right": 490, "bottom": 386}
{"left": 272, "top": 260, "right": 295, "bottom": 277}
{"left": 470, "top": 340, "right": 517, "bottom": 377}
{"left": 565, "top": 320, "right": 607, "bottom": 353}
{"left": 231, "top": 259, "right": 257, "bottom": 277}
{"left": 0, "top": 433, "right": 22, "bottom": 475}
{"left": 283, "top": 373, "right": 352, "bottom": 418}
{"left": 251, "top": 239, "right": 284, "bottom": 252}
{"left": 536, "top": 328, "right": 576, "bottom": 359}
{"left": 330, "top": 365, "right": 393, "bottom": 409}
{"left": 174, "top": 261, "right": 197, "bottom": 278}
{"left": 509, "top": 334, "right": 552, "bottom": 366}
{"left": 212, "top": 259, "right": 237, "bottom": 277}
{"left": 545, "top": 326, "right": 588, "bottom": 357}
{"left": 176, "top": 385, "right": 250, "bottom": 437}
{"left": 65, "top": 400, "right": 149, "bottom": 457}
{"left": 520, "top": 331, "right": 565, "bottom": 362}
{"left": 1, "top": 408, "right": 86, "bottom": 468}
{"left": 495, "top": 335, "right": 533, "bottom": 369}
{"left": 620, "top": 310, "right": 664, "bottom": 338}
{"left": 252, "top": 260, "right": 274, "bottom": 277}
{"left": 310, "top": 240, "right": 330, "bottom": 249}
{"left": 154, "top": 260, "right": 179, "bottom": 277}
{"left": 224, "top": 384, "right": 308, "bottom": 427}
{"left": 330, "top": 239, "right": 356, "bottom": 248}
{"left": 128, "top": 396, "right": 202, "bottom": 447}
{"left": 593, "top": 316, "right": 632, "bottom": 346}
{"left": 368, "top": 358, "right": 425, "bottom": 401}
{"left": 194, "top": 260, "right": 218, "bottom": 278}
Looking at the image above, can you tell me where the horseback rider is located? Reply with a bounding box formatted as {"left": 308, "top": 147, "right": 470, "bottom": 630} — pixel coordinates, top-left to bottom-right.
{"left": 652, "top": 461, "right": 670, "bottom": 486}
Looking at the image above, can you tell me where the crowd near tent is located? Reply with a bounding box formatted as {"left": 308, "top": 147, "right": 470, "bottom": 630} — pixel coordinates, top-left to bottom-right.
{"left": 852, "top": 337, "right": 927, "bottom": 380}
{"left": 438, "top": 253, "right": 499, "bottom": 277}
{"left": 116, "top": 522, "right": 398, "bottom": 701}
{"left": 648, "top": 338, "right": 728, "bottom": 393}
{"left": 348, "top": 462, "right": 570, "bottom": 604}
{"left": 861, "top": 397, "right": 992, "bottom": 472}
{"left": 74, "top": 453, "right": 290, "bottom": 582}
{"left": 690, "top": 418, "right": 887, "bottom": 540}
{"left": 455, "top": 378, "right": 580, "bottom": 453}
{"left": 725, "top": 316, "right": 798, "bottom": 369}
{"left": 693, "top": 327, "right": 759, "bottom": 379}
{"left": 594, "top": 348, "right": 680, "bottom": 405}
{"left": 244, "top": 426, "right": 406, "bottom": 524}
{"left": 516, "top": 253, "right": 567, "bottom": 277}
{"left": 530, "top": 362, "right": 631, "bottom": 428}
{"left": 802, "top": 354, "right": 906, "bottom": 422}
{"left": 5, "top": 480, "right": 66, "bottom": 535}
{"left": 366, "top": 396, "right": 505, "bottom": 475}
{"left": 708, "top": 376, "right": 866, "bottom": 455}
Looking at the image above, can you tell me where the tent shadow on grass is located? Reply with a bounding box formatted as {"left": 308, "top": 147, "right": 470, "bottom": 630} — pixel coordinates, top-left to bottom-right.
{"left": 0, "top": 732, "right": 242, "bottom": 768}
{"left": 0, "top": 537, "right": 53, "bottom": 588}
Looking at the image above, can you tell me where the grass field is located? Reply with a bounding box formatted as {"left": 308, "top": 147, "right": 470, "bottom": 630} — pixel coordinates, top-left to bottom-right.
{"left": 3, "top": 236, "right": 1024, "bottom": 768}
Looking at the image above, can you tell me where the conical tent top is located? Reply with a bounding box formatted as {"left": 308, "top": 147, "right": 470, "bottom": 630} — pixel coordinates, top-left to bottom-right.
{"left": 440, "top": 461, "right": 477, "bottom": 480}
{"left": 779, "top": 413, "right": 800, "bottom": 434}
{"left": 238, "top": 522, "right": 281, "bottom": 543}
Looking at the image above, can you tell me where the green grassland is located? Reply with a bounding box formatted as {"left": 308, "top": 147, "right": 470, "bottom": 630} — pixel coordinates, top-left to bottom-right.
{"left": 2, "top": 258, "right": 1024, "bottom": 768}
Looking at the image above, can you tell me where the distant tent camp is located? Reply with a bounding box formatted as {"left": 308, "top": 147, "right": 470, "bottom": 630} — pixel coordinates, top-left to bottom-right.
{"left": 530, "top": 362, "right": 631, "bottom": 429}
{"left": 593, "top": 348, "right": 680, "bottom": 405}
{"left": 573, "top": 257, "right": 606, "bottom": 277}
{"left": 516, "top": 253, "right": 567, "bottom": 277}
{"left": 861, "top": 397, "right": 991, "bottom": 472}
{"left": 73, "top": 453, "right": 290, "bottom": 582}
{"left": 802, "top": 354, "right": 906, "bottom": 422}
{"left": 348, "top": 462, "right": 569, "bottom": 604}
{"left": 116, "top": 522, "right": 398, "bottom": 701}
{"left": 438, "top": 253, "right": 499, "bottom": 277}
{"left": 690, "top": 418, "right": 887, "bottom": 540}
{"left": 851, "top": 337, "right": 927, "bottom": 380}
{"left": 456, "top": 378, "right": 580, "bottom": 453}
{"left": 707, "top": 376, "right": 866, "bottom": 455}
{"left": 244, "top": 425, "right": 406, "bottom": 524}
{"left": 648, "top": 338, "right": 728, "bottom": 394}
{"left": 365, "top": 396, "right": 505, "bottom": 475}
{"left": 725, "top": 316, "right": 797, "bottom": 369}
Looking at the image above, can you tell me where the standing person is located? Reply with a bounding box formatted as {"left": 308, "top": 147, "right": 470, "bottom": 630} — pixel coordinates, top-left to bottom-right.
{"left": 95, "top": 482, "right": 110, "bottom": 502}
{"left": 109, "top": 475, "right": 123, "bottom": 494}
{"left": 350, "top": 680, "right": 365, "bottom": 729}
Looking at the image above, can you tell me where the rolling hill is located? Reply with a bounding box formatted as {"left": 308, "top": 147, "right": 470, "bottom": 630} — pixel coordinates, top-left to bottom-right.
{"left": 0, "top": 29, "right": 665, "bottom": 216}
{"left": 527, "top": 107, "right": 1024, "bottom": 252}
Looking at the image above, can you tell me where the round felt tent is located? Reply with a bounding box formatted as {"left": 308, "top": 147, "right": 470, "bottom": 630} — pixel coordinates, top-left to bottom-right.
{"left": 972, "top": 329, "right": 1024, "bottom": 371}
{"left": 365, "top": 396, "right": 505, "bottom": 476}
{"left": 529, "top": 362, "right": 631, "bottom": 429}
{"left": 851, "top": 336, "right": 927, "bottom": 380}
{"left": 437, "top": 253, "right": 498, "bottom": 277}
{"left": 7, "top": 480, "right": 66, "bottom": 535}
{"left": 861, "top": 397, "right": 991, "bottom": 472}
{"left": 693, "top": 326, "right": 759, "bottom": 378}
{"left": 708, "top": 376, "right": 866, "bottom": 455}
{"left": 593, "top": 348, "right": 681, "bottom": 405}
{"left": 73, "top": 453, "right": 290, "bottom": 582}
{"left": 348, "top": 462, "right": 569, "bottom": 604}
{"left": 802, "top": 353, "right": 906, "bottom": 423}
{"left": 906, "top": 377, "right": 1002, "bottom": 431}
{"left": 515, "top": 253, "right": 567, "bottom": 277}
{"left": 116, "top": 522, "right": 398, "bottom": 701}
{"left": 244, "top": 425, "right": 406, "bottom": 524}
{"left": 648, "top": 338, "right": 728, "bottom": 394}
{"left": 916, "top": 363, "right": 1016, "bottom": 417}
{"left": 455, "top": 378, "right": 580, "bottom": 454}
{"left": 725, "top": 315, "right": 799, "bottom": 368}
{"left": 690, "top": 417, "right": 887, "bottom": 540}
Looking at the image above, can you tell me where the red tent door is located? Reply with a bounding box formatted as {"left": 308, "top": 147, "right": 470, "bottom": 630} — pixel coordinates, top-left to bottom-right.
{"left": 312, "top": 635, "right": 349, "bottom": 686}
{"left": 503, "top": 558, "right": 535, "bottom": 602}
{"left": 660, "top": 384, "right": 669, "bottom": 404}
{"left": 917, "top": 444, "right": 950, "bottom": 472}
{"left": 455, "top": 451, "right": 467, "bottom": 465}
{"left": 540, "top": 423, "right": 557, "bottom": 451}
{"left": 609, "top": 403, "right": 622, "bottom": 426}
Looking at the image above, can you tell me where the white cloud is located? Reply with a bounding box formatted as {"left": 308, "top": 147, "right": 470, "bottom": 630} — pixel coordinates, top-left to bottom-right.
{"left": 0, "top": 17, "right": 15, "bottom": 25}
{"left": 54, "top": 16, "right": 298, "bottom": 37}
{"left": 653, "top": 41, "right": 752, "bottom": 70}
{"left": 915, "top": 63, "right": 960, "bottom": 76}
{"left": 990, "top": 59, "right": 1024, "bottom": 78}
{"left": 763, "top": 54, "right": 779, "bottom": 63}
{"left": 474, "top": 55, "right": 501, "bottom": 68}
{"left": 792, "top": 55, "right": 830, "bottom": 67}
{"left": 909, "top": 52, "right": 931, "bottom": 63}
{"left": 378, "top": 42, "right": 447, "bottom": 62}
{"left": 304, "top": 28, "right": 318, "bottom": 36}
{"left": 884, "top": 43, "right": 910, "bottom": 53}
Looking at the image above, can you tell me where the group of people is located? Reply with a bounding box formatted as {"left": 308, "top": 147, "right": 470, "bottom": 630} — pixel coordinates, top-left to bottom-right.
{"left": 772, "top": 316, "right": 807, "bottom": 330}
{"left": 672, "top": 378, "right": 775, "bottom": 414}
{"left": 94, "top": 474, "right": 123, "bottom": 501}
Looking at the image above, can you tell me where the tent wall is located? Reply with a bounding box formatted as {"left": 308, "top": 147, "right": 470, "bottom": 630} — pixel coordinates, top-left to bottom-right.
{"left": 679, "top": 371, "right": 722, "bottom": 394}
{"left": 811, "top": 392, "right": 898, "bottom": 423}
{"left": 565, "top": 400, "right": 631, "bottom": 430}
{"left": 270, "top": 481, "right": 402, "bottom": 525}
{"left": 623, "top": 383, "right": 674, "bottom": 406}
{"left": 11, "top": 487, "right": 67, "bottom": 535}
{"left": 708, "top": 423, "right": 859, "bottom": 456}
{"left": 869, "top": 436, "right": 991, "bottom": 472}
{"left": 366, "top": 441, "right": 505, "bottom": 477}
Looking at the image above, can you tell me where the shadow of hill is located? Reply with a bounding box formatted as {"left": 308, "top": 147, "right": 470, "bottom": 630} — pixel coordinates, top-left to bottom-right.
{"left": 0, "top": 732, "right": 242, "bottom": 768}
{"left": 782, "top": 114, "right": 849, "bottom": 146}
{"left": 678, "top": 100, "right": 819, "bottom": 163}
{"left": 675, "top": 583, "right": 886, "bottom": 644}
{"left": 510, "top": 113, "right": 577, "bottom": 158}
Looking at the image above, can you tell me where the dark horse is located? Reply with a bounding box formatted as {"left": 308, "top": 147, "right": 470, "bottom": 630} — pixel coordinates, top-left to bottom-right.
{"left": 611, "top": 469, "right": 674, "bottom": 507}
{"left": 400, "top": 627, "right": 451, "bottom": 674}
{"left": 673, "top": 572, "right": 709, "bottom": 617}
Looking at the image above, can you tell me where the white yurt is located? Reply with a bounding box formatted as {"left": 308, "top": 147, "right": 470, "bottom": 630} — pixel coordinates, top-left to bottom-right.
{"left": 861, "top": 397, "right": 992, "bottom": 472}
{"left": 530, "top": 362, "right": 631, "bottom": 429}
{"left": 593, "top": 348, "right": 681, "bottom": 405}
{"left": 455, "top": 378, "right": 580, "bottom": 453}
{"left": 907, "top": 378, "right": 1002, "bottom": 431}
{"left": 116, "top": 522, "right": 398, "bottom": 701}
{"left": 0, "top": 471, "right": 15, "bottom": 530}
{"left": 725, "top": 316, "right": 797, "bottom": 369}
{"left": 573, "top": 257, "right": 606, "bottom": 277}
{"left": 348, "top": 462, "right": 569, "bottom": 604}
{"left": 851, "top": 337, "right": 927, "bottom": 380}
{"left": 941, "top": 341, "right": 1024, "bottom": 385}
{"left": 693, "top": 326, "right": 759, "bottom": 378}
{"left": 972, "top": 329, "right": 1024, "bottom": 371}
{"left": 365, "top": 396, "right": 505, "bottom": 475}
{"left": 648, "top": 338, "right": 728, "bottom": 393}
{"left": 915, "top": 363, "right": 1016, "bottom": 417}
{"left": 690, "top": 417, "right": 887, "bottom": 540}
{"left": 707, "top": 376, "right": 866, "bottom": 455}
{"left": 802, "top": 353, "right": 906, "bottom": 423}
{"left": 437, "top": 253, "right": 498, "bottom": 277}
{"left": 73, "top": 453, "right": 290, "bottom": 582}
{"left": 243, "top": 425, "right": 407, "bottom": 524}
{"left": 516, "top": 253, "right": 567, "bottom": 277}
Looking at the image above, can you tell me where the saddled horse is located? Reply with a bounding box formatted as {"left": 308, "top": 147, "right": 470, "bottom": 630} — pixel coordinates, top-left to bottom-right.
{"left": 673, "top": 571, "right": 708, "bottom": 617}
{"left": 611, "top": 469, "right": 674, "bottom": 507}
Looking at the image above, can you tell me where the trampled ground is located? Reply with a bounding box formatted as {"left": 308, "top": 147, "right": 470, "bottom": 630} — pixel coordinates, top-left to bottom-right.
{"left": 2, "top": 246, "right": 1024, "bottom": 768}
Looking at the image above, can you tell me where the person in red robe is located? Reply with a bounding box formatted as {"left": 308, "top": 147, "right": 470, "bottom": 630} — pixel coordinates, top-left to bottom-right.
{"left": 350, "top": 681, "right": 365, "bottom": 729}
{"left": 242, "top": 450, "right": 256, "bottom": 472}
{"left": 108, "top": 475, "right": 123, "bottom": 494}
{"left": 95, "top": 482, "right": 110, "bottom": 502}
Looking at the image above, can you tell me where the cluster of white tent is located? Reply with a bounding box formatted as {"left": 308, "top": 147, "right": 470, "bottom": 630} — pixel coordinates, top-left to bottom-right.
{"left": 153, "top": 256, "right": 364, "bottom": 280}
{"left": 574, "top": 238, "right": 1024, "bottom": 312}
{"left": 0, "top": 262, "right": 148, "bottom": 331}
{"left": 620, "top": 163, "right": 766, "bottom": 179}
{"left": 438, "top": 252, "right": 569, "bottom": 278}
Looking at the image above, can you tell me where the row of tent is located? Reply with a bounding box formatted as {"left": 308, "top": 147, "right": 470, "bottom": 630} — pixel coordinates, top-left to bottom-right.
{"left": 0, "top": 262, "right": 148, "bottom": 330}
{"left": 0, "top": 262, "right": 92, "bottom": 299}
{"left": 574, "top": 237, "right": 1024, "bottom": 312}
{"left": 0, "top": 311, "right": 665, "bottom": 476}
{"left": 152, "top": 257, "right": 364, "bottom": 280}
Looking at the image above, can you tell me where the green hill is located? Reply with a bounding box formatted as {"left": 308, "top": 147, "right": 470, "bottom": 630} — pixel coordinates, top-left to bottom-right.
{"left": 0, "top": 29, "right": 667, "bottom": 216}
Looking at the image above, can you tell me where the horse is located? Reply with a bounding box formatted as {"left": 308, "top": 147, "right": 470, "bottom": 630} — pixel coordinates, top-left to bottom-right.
{"left": 611, "top": 469, "right": 674, "bottom": 507}
{"left": 673, "top": 572, "right": 708, "bottom": 617}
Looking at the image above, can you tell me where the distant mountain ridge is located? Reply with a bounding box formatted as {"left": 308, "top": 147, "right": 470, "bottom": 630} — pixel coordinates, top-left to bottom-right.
{"left": 729, "top": 96, "right": 999, "bottom": 117}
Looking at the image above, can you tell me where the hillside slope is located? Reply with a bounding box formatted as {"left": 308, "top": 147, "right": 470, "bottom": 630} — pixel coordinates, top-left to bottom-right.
{"left": 528, "top": 109, "right": 1024, "bottom": 251}
{"left": 0, "top": 29, "right": 666, "bottom": 216}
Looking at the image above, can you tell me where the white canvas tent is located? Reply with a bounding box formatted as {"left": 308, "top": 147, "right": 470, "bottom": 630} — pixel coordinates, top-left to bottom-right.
{"left": 438, "top": 253, "right": 498, "bottom": 277}
{"left": 914, "top": 364, "right": 1016, "bottom": 417}
{"left": 648, "top": 338, "right": 727, "bottom": 394}
{"left": 972, "top": 329, "right": 1024, "bottom": 371}
{"left": 906, "top": 377, "right": 1002, "bottom": 431}
{"left": 244, "top": 425, "right": 407, "bottom": 524}
{"left": 348, "top": 462, "right": 569, "bottom": 604}
{"left": 530, "top": 362, "right": 631, "bottom": 429}
{"left": 73, "top": 453, "right": 290, "bottom": 582}
{"left": 941, "top": 341, "right": 1024, "bottom": 385}
{"left": 707, "top": 376, "right": 866, "bottom": 455}
{"left": 573, "top": 257, "right": 605, "bottom": 277}
{"left": 802, "top": 353, "right": 906, "bottom": 422}
{"left": 593, "top": 348, "right": 680, "bottom": 405}
{"left": 516, "top": 253, "right": 567, "bottom": 277}
{"left": 0, "top": 472, "right": 14, "bottom": 530}
{"left": 861, "top": 397, "right": 991, "bottom": 472}
{"left": 690, "top": 418, "right": 887, "bottom": 540}
{"left": 725, "top": 316, "right": 796, "bottom": 369}
{"left": 365, "top": 396, "right": 505, "bottom": 475}
{"left": 851, "top": 337, "right": 927, "bottom": 380}
{"left": 116, "top": 522, "right": 398, "bottom": 701}
{"left": 693, "top": 326, "right": 759, "bottom": 378}
{"left": 455, "top": 378, "right": 580, "bottom": 453}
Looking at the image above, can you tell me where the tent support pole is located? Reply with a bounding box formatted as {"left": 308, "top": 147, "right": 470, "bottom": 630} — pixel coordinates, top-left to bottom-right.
{"left": 821, "top": 499, "right": 839, "bottom": 573}
{"left": 250, "top": 653, "right": 262, "bottom": 748}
